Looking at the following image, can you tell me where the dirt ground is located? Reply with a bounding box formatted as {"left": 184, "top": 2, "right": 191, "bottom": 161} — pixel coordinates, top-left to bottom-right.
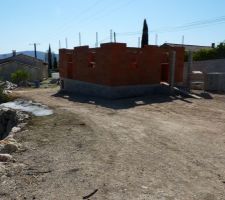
{"left": 1, "top": 87, "right": 225, "bottom": 200}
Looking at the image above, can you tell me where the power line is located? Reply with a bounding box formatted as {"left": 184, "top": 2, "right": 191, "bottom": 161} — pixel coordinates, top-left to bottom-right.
{"left": 46, "top": 0, "right": 134, "bottom": 46}
{"left": 64, "top": 15, "right": 225, "bottom": 48}
{"left": 45, "top": 13, "right": 225, "bottom": 50}
{"left": 154, "top": 16, "right": 225, "bottom": 33}
{"left": 44, "top": 0, "right": 105, "bottom": 43}
{"left": 117, "top": 15, "right": 225, "bottom": 36}
{"left": 76, "top": 0, "right": 134, "bottom": 30}
{"left": 48, "top": 0, "right": 116, "bottom": 43}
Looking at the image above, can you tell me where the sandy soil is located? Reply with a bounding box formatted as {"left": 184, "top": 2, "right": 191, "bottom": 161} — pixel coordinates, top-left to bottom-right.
{"left": 1, "top": 87, "right": 225, "bottom": 200}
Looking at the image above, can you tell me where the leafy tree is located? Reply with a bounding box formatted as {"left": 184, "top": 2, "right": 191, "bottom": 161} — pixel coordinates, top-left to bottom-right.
{"left": 216, "top": 42, "right": 225, "bottom": 58}
{"left": 11, "top": 70, "right": 29, "bottom": 85}
{"left": 193, "top": 42, "right": 225, "bottom": 61}
{"left": 141, "top": 19, "right": 149, "bottom": 48}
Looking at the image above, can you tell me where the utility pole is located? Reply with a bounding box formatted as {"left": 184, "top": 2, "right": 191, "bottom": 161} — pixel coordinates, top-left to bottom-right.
{"left": 182, "top": 35, "right": 184, "bottom": 46}
{"left": 59, "top": 40, "right": 61, "bottom": 49}
{"left": 169, "top": 51, "right": 176, "bottom": 91}
{"left": 114, "top": 32, "right": 116, "bottom": 43}
{"left": 187, "top": 51, "right": 193, "bottom": 92}
{"left": 29, "top": 43, "right": 40, "bottom": 59}
{"left": 79, "top": 32, "right": 82, "bottom": 46}
{"left": 110, "top": 29, "right": 113, "bottom": 43}
{"left": 155, "top": 34, "right": 158, "bottom": 45}
{"left": 65, "top": 38, "right": 68, "bottom": 48}
{"left": 138, "top": 37, "right": 141, "bottom": 48}
{"left": 95, "top": 32, "right": 99, "bottom": 47}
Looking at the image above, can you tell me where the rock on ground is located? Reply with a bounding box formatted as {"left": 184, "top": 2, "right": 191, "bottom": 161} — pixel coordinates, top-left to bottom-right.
{"left": 0, "top": 108, "right": 29, "bottom": 140}
{"left": 0, "top": 154, "right": 12, "bottom": 162}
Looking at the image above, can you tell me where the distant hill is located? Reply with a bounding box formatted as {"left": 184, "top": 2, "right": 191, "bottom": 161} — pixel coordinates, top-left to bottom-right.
{"left": 0, "top": 51, "right": 59, "bottom": 61}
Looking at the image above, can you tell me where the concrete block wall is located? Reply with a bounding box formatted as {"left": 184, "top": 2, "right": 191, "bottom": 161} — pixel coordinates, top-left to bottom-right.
{"left": 184, "top": 58, "right": 225, "bottom": 74}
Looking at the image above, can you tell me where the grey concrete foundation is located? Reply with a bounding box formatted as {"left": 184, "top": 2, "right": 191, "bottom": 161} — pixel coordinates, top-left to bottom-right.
{"left": 204, "top": 73, "right": 225, "bottom": 92}
{"left": 61, "top": 79, "right": 163, "bottom": 99}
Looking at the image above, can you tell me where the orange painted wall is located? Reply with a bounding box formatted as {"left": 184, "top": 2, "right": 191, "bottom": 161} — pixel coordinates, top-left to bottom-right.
{"left": 59, "top": 43, "right": 184, "bottom": 86}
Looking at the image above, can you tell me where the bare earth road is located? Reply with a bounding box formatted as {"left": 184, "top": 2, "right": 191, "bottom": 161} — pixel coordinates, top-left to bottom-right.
{"left": 1, "top": 87, "right": 225, "bottom": 200}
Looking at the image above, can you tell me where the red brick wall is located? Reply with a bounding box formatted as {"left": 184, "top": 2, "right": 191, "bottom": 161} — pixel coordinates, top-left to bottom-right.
{"left": 59, "top": 43, "right": 184, "bottom": 86}
{"left": 59, "top": 49, "right": 73, "bottom": 79}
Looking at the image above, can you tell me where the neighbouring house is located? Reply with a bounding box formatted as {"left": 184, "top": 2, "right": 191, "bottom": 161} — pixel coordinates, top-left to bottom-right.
{"left": 59, "top": 43, "right": 184, "bottom": 98}
{"left": 0, "top": 54, "right": 48, "bottom": 81}
{"left": 161, "top": 43, "right": 213, "bottom": 52}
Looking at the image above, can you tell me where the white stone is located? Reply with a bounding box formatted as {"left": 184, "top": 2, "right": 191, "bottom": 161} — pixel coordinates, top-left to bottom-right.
{"left": 11, "top": 127, "right": 21, "bottom": 133}
{"left": 1, "top": 100, "right": 53, "bottom": 116}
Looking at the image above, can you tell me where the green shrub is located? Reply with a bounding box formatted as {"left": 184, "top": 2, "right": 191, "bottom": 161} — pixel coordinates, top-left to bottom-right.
{"left": 0, "top": 86, "right": 10, "bottom": 103}
{"left": 11, "top": 70, "right": 30, "bottom": 85}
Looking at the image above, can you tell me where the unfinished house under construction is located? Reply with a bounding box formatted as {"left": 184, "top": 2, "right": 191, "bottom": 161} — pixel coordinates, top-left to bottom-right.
{"left": 59, "top": 43, "right": 184, "bottom": 98}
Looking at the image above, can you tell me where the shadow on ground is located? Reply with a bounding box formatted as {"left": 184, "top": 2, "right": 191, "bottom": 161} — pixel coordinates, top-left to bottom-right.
{"left": 53, "top": 91, "right": 196, "bottom": 110}
{"left": 192, "top": 91, "right": 214, "bottom": 99}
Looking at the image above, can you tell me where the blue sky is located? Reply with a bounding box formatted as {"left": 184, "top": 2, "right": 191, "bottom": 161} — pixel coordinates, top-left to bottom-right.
{"left": 1, "top": 0, "right": 225, "bottom": 53}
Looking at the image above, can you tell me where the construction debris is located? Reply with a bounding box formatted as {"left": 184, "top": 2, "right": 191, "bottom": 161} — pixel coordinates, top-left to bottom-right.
{"left": 5, "top": 81, "right": 17, "bottom": 90}
{"left": 83, "top": 189, "right": 98, "bottom": 199}
{"left": 0, "top": 81, "right": 17, "bottom": 90}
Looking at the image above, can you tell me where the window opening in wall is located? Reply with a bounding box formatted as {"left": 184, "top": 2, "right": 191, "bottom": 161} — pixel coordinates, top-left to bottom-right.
{"left": 88, "top": 52, "right": 96, "bottom": 68}
{"left": 130, "top": 52, "right": 138, "bottom": 69}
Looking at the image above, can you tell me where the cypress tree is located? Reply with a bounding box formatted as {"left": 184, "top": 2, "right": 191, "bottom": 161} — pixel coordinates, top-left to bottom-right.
{"left": 141, "top": 19, "right": 149, "bottom": 48}
{"left": 53, "top": 56, "right": 58, "bottom": 70}
{"left": 48, "top": 45, "right": 53, "bottom": 70}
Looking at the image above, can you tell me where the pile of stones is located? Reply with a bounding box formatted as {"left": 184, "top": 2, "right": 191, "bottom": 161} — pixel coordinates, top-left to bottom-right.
{"left": 0, "top": 81, "right": 17, "bottom": 91}
{"left": 0, "top": 108, "right": 29, "bottom": 163}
